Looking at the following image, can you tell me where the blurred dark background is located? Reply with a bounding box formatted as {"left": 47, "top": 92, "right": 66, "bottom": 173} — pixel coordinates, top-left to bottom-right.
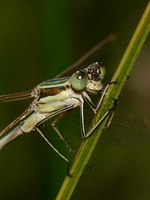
{"left": 0, "top": 1, "right": 150, "bottom": 200}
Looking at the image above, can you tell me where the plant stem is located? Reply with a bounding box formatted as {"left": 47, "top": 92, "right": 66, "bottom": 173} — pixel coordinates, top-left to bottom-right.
{"left": 56, "top": 2, "right": 150, "bottom": 200}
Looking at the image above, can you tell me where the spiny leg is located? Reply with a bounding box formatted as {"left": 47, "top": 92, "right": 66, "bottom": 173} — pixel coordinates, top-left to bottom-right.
{"left": 54, "top": 108, "right": 95, "bottom": 171}
{"left": 51, "top": 110, "right": 76, "bottom": 155}
{"left": 104, "top": 98, "right": 119, "bottom": 129}
{"left": 35, "top": 127, "right": 72, "bottom": 177}
{"left": 52, "top": 110, "right": 97, "bottom": 175}
{"left": 94, "top": 81, "right": 118, "bottom": 130}
{"left": 96, "top": 81, "right": 117, "bottom": 111}
{"left": 36, "top": 126, "right": 72, "bottom": 177}
{"left": 80, "top": 103, "right": 112, "bottom": 138}
{"left": 36, "top": 127, "right": 69, "bottom": 162}
{"left": 81, "top": 82, "right": 118, "bottom": 138}
{"left": 84, "top": 98, "right": 118, "bottom": 138}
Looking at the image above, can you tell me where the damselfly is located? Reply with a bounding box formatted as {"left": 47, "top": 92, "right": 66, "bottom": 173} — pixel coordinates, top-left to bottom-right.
{"left": 0, "top": 35, "right": 116, "bottom": 164}
{"left": 1, "top": 35, "right": 150, "bottom": 167}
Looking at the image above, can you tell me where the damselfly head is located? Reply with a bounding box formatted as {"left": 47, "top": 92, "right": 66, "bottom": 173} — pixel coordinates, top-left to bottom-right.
{"left": 70, "top": 62, "right": 105, "bottom": 93}
{"left": 85, "top": 62, "right": 105, "bottom": 93}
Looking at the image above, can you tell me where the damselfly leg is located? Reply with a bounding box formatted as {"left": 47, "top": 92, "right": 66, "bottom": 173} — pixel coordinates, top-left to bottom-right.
{"left": 80, "top": 81, "right": 117, "bottom": 138}
{"left": 51, "top": 111, "right": 77, "bottom": 154}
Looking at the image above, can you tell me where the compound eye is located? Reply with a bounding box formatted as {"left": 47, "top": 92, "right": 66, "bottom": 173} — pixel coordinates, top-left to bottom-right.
{"left": 71, "top": 71, "right": 88, "bottom": 91}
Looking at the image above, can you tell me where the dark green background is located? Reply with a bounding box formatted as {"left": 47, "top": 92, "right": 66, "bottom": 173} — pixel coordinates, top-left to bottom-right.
{"left": 0, "top": 1, "right": 150, "bottom": 200}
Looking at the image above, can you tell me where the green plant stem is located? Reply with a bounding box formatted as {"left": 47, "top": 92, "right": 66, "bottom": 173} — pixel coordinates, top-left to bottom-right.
{"left": 56, "top": 2, "right": 150, "bottom": 200}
